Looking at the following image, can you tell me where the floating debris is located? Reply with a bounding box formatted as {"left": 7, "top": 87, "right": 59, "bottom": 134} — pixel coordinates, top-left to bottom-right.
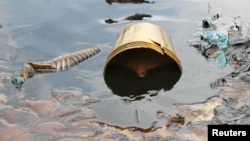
{"left": 211, "top": 13, "right": 220, "bottom": 21}
{"left": 210, "top": 77, "right": 231, "bottom": 88}
{"left": 191, "top": 15, "right": 230, "bottom": 68}
{"left": 206, "top": 50, "right": 227, "bottom": 68}
{"left": 11, "top": 76, "right": 24, "bottom": 88}
{"left": 105, "top": 19, "right": 118, "bottom": 24}
{"left": 106, "top": 0, "right": 154, "bottom": 5}
{"left": 11, "top": 47, "right": 101, "bottom": 88}
{"left": 201, "top": 32, "right": 229, "bottom": 49}
{"left": 204, "top": 45, "right": 221, "bottom": 58}
{"left": 202, "top": 18, "right": 214, "bottom": 29}
{"left": 124, "top": 13, "right": 152, "bottom": 21}
{"left": 105, "top": 13, "right": 152, "bottom": 24}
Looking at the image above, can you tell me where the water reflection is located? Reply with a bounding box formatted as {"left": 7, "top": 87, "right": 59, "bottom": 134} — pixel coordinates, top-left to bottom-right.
{"left": 104, "top": 63, "right": 182, "bottom": 98}
{"left": 106, "top": 0, "right": 154, "bottom": 5}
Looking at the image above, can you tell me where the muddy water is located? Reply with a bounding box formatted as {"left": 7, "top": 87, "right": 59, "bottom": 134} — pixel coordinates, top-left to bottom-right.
{"left": 0, "top": 0, "right": 249, "bottom": 140}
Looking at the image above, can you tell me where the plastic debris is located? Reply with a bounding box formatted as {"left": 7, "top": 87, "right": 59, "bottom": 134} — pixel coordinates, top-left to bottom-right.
{"left": 201, "top": 32, "right": 229, "bottom": 68}
{"left": 204, "top": 46, "right": 221, "bottom": 58}
{"left": 199, "top": 31, "right": 229, "bottom": 68}
{"left": 201, "top": 32, "right": 229, "bottom": 49}
{"left": 202, "top": 18, "right": 217, "bottom": 30}
{"left": 202, "top": 18, "right": 213, "bottom": 28}
{"left": 214, "top": 51, "right": 227, "bottom": 68}
{"left": 211, "top": 13, "right": 220, "bottom": 20}
{"left": 11, "top": 76, "right": 24, "bottom": 88}
{"left": 192, "top": 16, "right": 230, "bottom": 69}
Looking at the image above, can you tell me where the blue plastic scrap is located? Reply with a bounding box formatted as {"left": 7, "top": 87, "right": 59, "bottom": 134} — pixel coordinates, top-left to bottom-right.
{"left": 201, "top": 32, "right": 229, "bottom": 49}
{"left": 200, "top": 32, "right": 229, "bottom": 68}
{"left": 206, "top": 49, "right": 227, "bottom": 68}
{"left": 214, "top": 51, "right": 227, "bottom": 68}
{"left": 196, "top": 17, "right": 230, "bottom": 68}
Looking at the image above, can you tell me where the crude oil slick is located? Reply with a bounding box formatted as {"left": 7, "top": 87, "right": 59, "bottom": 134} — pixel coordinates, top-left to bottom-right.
{"left": 1, "top": 0, "right": 250, "bottom": 140}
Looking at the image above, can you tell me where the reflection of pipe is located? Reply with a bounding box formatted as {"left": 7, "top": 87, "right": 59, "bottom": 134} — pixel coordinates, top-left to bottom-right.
{"left": 103, "top": 22, "right": 182, "bottom": 97}
{"left": 106, "top": 0, "right": 154, "bottom": 5}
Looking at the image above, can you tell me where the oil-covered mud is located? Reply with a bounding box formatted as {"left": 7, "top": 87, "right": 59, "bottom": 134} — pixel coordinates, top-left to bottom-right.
{"left": 1, "top": 0, "right": 250, "bottom": 141}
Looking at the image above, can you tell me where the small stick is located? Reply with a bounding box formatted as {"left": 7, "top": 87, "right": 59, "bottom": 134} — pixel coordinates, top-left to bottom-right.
{"left": 135, "top": 110, "right": 140, "bottom": 124}
{"left": 208, "top": 2, "right": 211, "bottom": 14}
